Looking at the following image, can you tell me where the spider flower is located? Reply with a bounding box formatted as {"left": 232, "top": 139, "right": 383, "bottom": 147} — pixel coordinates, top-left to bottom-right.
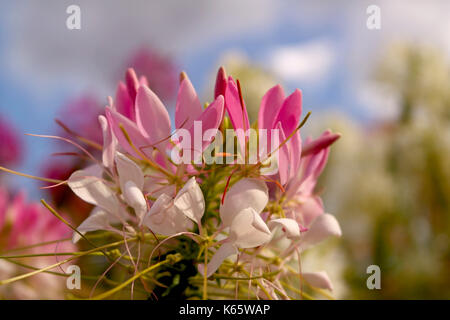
{"left": 106, "top": 69, "right": 224, "bottom": 163}
{"left": 2, "top": 66, "right": 342, "bottom": 300}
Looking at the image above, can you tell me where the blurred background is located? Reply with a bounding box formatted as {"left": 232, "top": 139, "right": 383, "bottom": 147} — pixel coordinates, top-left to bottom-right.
{"left": 0, "top": 0, "right": 449, "bottom": 299}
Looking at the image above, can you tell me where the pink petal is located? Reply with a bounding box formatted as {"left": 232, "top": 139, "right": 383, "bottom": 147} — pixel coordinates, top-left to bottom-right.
{"left": 72, "top": 208, "right": 117, "bottom": 243}
{"left": 302, "top": 130, "right": 340, "bottom": 157}
{"left": 268, "top": 218, "right": 301, "bottom": 239}
{"left": 125, "top": 68, "right": 139, "bottom": 102}
{"left": 273, "top": 89, "right": 302, "bottom": 136}
{"left": 297, "top": 196, "right": 324, "bottom": 227}
{"left": 311, "top": 148, "right": 330, "bottom": 181}
{"left": 224, "top": 78, "right": 250, "bottom": 154}
{"left": 115, "top": 152, "right": 144, "bottom": 191}
{"left": 230, "top": 208, "right": 272, "bottom": 249}
{"left": 123, "top": 181, "right": 147, "bottom": 221}
{"left": 98, "top": 115, "right": 117, "bottom": 170}
{"left": 288, "top": 130, "right": 302, "bottom": 181}
{"left": 275, "top": 122, "right": 290, "bottom": 185}
{"left": 214, "top": 66, "right": 227, "bottom": 99}
{"left": 188, "top": 95, "right": 224, "bottom": 153}
{"left": 105, "top": 107, "right": 150, "bottom": 158}
{"left": 175, "top": 76, "right": 203, "bottom": 130}
{"left": 0, "top": 187, "right": 8, "bottom": 231}
{"left": 300, "top": 146, "right": 330, "bottom": 187}
{"left": 142, "top": 193, "right": 193, "bottom": 236}
{"left": 302, "top": 271, "right": 333, "bottom": 291}
{"left": 258, "top": 84, "right": 285, "bottom": 131}
{"left": 174, "top": 177, "right": 205, "bottom": 224}
{"left": 115, "top": 81, "right": 135, "bottom": 121}
{"left": 220, "top": 178, "right": 268, "bottom": 227}
{"left": 300, "top": 213, "right": 341, "bottom": 250}
{"left": 135, "top": 86, "right": 171, "bottom": 148}
{"left": 139, "top": 75, "right": 149, "bottom": 87}
{"left": 67, "top": 165, "right": 121, "bottom": 217}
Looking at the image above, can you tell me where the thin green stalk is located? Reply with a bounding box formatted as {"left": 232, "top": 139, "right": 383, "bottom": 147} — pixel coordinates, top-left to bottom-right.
{"left": 279, "top": 280, "right": 314, "bottom": 300}
{"left": 90, "top": 253, "right": 181, "bottom": 300}
{"left": 2, "top": 257, "right": 142, "bottom": 291}
{"left": 0, "top": 252, "right": 104, "bottom": 259}
{"left": 0, "top": 238, "right": 135, "bottom": 286}
{"left": 241, "top": 269, "right": 272, "bottom": 300}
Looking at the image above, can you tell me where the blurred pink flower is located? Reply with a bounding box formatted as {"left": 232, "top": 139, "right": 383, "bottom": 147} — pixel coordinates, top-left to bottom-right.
{"left": 0, "top": 187, "right": 73, "bottom": 250}
{"left": 0, "top": 187, "right": 76, "bottom": 299}
{"left": 106, "top": 69, "right": 223, "bottom": 163}
{"left": 57, "top": 94, "right": 104, "bottom": 145}
{"left": 124, "top": 47, "right": 178, "bottom": 104}
{"left": 0, "top": 115, "right": 23, "bottom": 167}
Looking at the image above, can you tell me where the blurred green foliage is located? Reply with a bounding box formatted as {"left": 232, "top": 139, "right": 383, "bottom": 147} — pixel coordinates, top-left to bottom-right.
{"left": 318, "top": 43, "right": 450, "bottom": 299}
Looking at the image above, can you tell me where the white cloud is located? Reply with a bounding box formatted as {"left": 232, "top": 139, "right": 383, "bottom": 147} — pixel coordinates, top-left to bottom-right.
{"left": 340, "top": 0, "right": 450, "bottom": 120}
{"left": 267, "top": 40, "right": 335, "bottom": 84}
{"left": 357, "top": 83, "right": 400, "bottom": 121}
{"left": 3, "top": 0, "right": 277, "bottom": 97}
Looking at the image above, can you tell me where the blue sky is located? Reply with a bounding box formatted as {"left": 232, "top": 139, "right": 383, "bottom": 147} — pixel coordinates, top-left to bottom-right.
{"left": 1, "top": 0, "right": 449, "bottom": 198}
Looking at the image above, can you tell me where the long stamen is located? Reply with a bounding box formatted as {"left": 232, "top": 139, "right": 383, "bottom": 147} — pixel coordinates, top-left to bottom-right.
{"left": 221, "top": 168, "right": 238, "bottom": 205}
{"left": 55, "top": 119, "right": 102, "bottom": 150}
{"left": 25, "top": 133, "right": 109, "bottom": 178}
{"left": 260, "top": 111, "right": 312, "bottom": 164}
{"left": 119, "top": 124, "right": 173, "bottom": 178}
{"left": 0, "top": 166, "right": 63, "bottom": 184}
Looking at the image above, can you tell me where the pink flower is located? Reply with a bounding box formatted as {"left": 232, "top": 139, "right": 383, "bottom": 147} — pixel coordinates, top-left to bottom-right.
{"left": 0, "top": 115, "right": 23, "bottom": 167}
{"left": 68, "top": 152, "right": 205, "bottom": 241}
{"left": 57, "top": 94, "right": 104, "bottom": 145}
{"left": 0, "top": 187, "right": 74, "bottom": 250}
{"left": 223, "top": 77, "right": 303, "bottom": 185}
{"left": 123, "top": 47, "right": 178, "bottom": 104}
{"left": 105, "top": 69, "right": 224, "bottom": 165}
{"left": 0, "top": 187, "right": 76, "bottom": 299}
{"left": 284, "top": 130, "right": 340, "bottom": 227}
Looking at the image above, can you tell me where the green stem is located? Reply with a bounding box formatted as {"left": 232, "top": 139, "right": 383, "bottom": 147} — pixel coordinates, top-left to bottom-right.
{"left": 0, "top": 238, "right": 135, "bottom": 286}
{"left": 90, "top": 254, "right": 181, "bottom": 300}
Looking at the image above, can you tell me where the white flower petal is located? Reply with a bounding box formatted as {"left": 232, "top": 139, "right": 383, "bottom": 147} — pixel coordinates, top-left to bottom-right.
{"left": 123, "top": 181, "right": 147, "bottom": 221}
{"left": 300, "top": 213, "right": 341, "bottom": 250}
{"left": 115, "top": 152, "right": 144, "bottom": 192}
{"left": 198, "top": 242, "right": 236, "bottom": 278}
{"left": 68, "top": 165, "right": 120, "bottom": 216}
{"left": 220, "top": 178, "right": 268, "bottom": 227}
{"left": 268, "top": 218, "right": 301, "bottom": 239}
{"left": 174, "top": 177, "right": 205, "bottom": 224}
{"left": 142, "top": 194, "right": 193, "bottom": 236}
{"left": 302, "top": 271, "right": 333, "bottom": 291}
{"left": 98, "top": 115, "right": 117, "bottom": 169}
{"left": 72, "top": 208, "right": 118, "bottom": 243}
{"left": 230, "top": 208, "right": 272, "bottom": 249}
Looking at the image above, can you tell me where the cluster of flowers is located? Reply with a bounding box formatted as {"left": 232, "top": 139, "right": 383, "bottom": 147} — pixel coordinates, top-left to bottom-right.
{"left": 0, "top": 188, "right": 74, "bottom": 299}
{"left": 0, "top": 66, "right": 341, "bottom": 300}
{"left": 62, "top": 66, "right": 341, "bottom": 299}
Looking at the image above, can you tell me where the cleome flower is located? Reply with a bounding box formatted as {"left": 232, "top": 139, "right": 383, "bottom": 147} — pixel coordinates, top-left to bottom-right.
{"left": 105, "top": 69, "right": 224, "bottom": 162}
{"left": 0, "top": 66, "right": 342, "bottom": 300}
